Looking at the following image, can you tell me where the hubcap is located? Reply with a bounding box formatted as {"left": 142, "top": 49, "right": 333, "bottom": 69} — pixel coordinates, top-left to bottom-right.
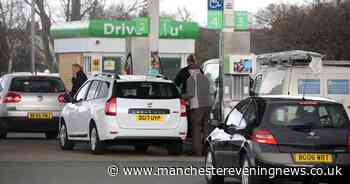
{"left": 205, "top": 151, "right": 213, "bottom": 181}
{"left": 60, "top": 125, "right": 66, "bottom": 146}
{"left": 90, "top": 128, "right": 97, "bottom": 151}
{"left": 242, "top": 159, "right": 249, "bottom": 184}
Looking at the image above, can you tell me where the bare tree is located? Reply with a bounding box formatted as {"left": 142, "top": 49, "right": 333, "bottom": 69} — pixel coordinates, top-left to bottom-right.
{"left": 252, "top": 2, "right": 350, "bottom": 60}
{"left": 59, "top": 0, "right": 106, "bottom": 21}
{"left": 161, "top": 6, "right": 193, "bottom": 22}
{"left": 71, "top": 0, "right": 81, "bottom": 20}
{"left": 99, "top": 0, "right": 148, "bottom": 20}
{"left": 176, "top": 7, "right": 193, "bottom": 22}
{"left": 0, "top": 0, "right": 29, "bottom": 73}
{"left": 23, "top": 0, "right": 57, "bottom": 72}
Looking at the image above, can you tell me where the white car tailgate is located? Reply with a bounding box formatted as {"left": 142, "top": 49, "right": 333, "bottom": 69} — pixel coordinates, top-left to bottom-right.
{"left": 117, "top": 98, "right": 180, "bottom": 130}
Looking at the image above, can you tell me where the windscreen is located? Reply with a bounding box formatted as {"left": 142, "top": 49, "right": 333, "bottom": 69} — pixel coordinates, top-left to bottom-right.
{"left": 115, "top": 82, "right": 180, "bottom": 99}
{"left": 10, "top": 77, "right": 66, "bottom": 93}
{"left": 266, "top": 101, "right": 349, "bottom": 128}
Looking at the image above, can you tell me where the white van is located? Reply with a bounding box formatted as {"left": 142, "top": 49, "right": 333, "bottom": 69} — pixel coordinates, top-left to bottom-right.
{"left": 253, "top": 51, "right": 350, "bottom": 118}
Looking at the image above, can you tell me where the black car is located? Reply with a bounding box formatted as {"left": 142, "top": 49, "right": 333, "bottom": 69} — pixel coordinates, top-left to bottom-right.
{"left": 205, "top": 96, "right": 350, "bottom": 184}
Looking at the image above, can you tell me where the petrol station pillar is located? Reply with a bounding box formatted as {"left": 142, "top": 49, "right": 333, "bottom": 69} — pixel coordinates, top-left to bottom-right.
{"left": 207, "top": 0, "right": 252, "bottom": 120}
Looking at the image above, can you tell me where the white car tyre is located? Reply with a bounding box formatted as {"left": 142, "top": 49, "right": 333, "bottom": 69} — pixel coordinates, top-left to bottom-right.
{"left": 90, "top": 124, "right": 104, "bottom": 154}
{"left": 59, "top": 123, "right": 74, "bottom": 150}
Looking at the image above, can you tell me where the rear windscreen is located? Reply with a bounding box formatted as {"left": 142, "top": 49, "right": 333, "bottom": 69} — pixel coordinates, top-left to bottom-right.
{"left": 10, "top": 77, "right": 65, "bottom": 93}
{"left": 115, "top": 82, "right": 180, "bottom": 99}
{"left": 266, "top": 102, "right": 349, "bottom": 128}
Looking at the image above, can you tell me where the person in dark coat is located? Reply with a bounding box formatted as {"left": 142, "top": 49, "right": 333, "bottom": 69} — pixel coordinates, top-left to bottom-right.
{"left": 174, "top": 55, "right": 203, "bottom": 140}
{"left": 174, "top": 54, "right": 204, "bottom": 95}
{"left": 70, "top": 64, "right": 87, "bottom": 97}
{"left": 186, "top": 66, "right": 212, "bottom": 156}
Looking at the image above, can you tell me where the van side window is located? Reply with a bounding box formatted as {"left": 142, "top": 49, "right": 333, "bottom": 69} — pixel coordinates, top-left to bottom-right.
{"left": 327, "top": 80, "right": 349, "bottom": 95}
{"left": 298, "top": 79, "right": 320, "bottom": 95}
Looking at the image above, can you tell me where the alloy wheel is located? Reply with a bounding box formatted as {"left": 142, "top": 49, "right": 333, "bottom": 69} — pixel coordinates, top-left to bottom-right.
{"left": 60, "top": 125, "right": 67, "bottom": 147}
{"left": 90, "top": 128, "right": 97, "bottom": 151}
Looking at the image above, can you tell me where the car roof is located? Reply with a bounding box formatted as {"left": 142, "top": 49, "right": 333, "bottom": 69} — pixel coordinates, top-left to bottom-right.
{"left": 90, "top": 74, "right": 173, "bottom": 83}
{"left": 253, "top": 95, "right": 337, "bottom": 104}
{"left": 117, "top": 75, "right": 173, "bottom": 83}
{"left": 3, "top": 72, "right": 61, "bottom": 78}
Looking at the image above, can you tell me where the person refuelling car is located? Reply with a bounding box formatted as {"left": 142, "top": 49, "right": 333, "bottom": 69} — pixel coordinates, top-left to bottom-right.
{"left": 185, "top": 65, "right": 212, "bottom": 156}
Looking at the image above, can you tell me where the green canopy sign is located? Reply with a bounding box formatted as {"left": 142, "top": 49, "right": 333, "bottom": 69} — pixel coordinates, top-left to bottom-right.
{"left": 159, "top": 18, "right": 199, "bottom": 39}
{"left": 90, "top": 17, "right": 149, "bottom": 38}
{"left": 51, "top": 17, "right": 199, "bottom": 39}
{"left": 234, "top": 11, "right": 249, "bottom": 31}
{"left": 207, "top": 11, "right": 224, "bottom": 29}
{"left": 207, "top": 10, "right": 250, "bottom": 31}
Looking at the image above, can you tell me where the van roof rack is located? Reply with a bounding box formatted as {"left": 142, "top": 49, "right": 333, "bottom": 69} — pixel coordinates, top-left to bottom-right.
{"left": 93, "top": 73, "right": 120, "bottom": 79}
{"left": 257, "top": 50, "right": 323, "bottom": 66}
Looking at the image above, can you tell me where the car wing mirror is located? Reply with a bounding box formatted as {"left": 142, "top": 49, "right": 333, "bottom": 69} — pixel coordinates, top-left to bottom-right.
{"left": 63, "top": 94, "right": 73, "bottom": 103}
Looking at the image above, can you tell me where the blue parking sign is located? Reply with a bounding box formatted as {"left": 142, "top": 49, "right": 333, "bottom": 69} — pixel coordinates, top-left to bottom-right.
{"left": 208, "top": 0, "right": 224, "bottom": 11}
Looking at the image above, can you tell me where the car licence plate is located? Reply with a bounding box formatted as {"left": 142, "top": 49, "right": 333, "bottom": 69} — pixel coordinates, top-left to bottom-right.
{"left": 27, "top": 112, "right": 53, "bottom": 120}
{"left": 135, "top": 115, "right": 164, "bottom": 122}
{"left": 293, "top": 153, "right": 333, "bottom": 164}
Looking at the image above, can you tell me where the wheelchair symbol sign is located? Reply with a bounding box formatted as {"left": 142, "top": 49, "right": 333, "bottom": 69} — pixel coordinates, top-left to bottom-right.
{"left": 208, "top": 0, "right": 224, "bottom": 11}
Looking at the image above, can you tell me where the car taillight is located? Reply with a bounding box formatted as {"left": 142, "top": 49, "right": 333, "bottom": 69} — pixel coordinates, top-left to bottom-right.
{"left": 105, "top": 97, "right": 116, "bottom": 116}
{"left": 252, "top": 129, "right": 277, "bottom": 145}
{"left": 3, "top": 92, "right": 21, "bottom": 104}
{"left": 180, "top": 99, "right": 187, "bottom": 117}
{"left": 347, "top": 135, "right": 350, "bottom": 148}
{"left": 58, "top": 94, "right": 65, "bottom": 104}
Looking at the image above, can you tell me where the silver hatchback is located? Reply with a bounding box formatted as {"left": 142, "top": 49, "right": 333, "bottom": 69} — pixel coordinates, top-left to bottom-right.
{"left": 0, "top": 73, "right": 67, "bottom": 139}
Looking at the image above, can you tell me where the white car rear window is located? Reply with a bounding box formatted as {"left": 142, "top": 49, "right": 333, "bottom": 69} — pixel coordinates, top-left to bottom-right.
{"left": 115, "top": 82, "right": 180, "bottom": 99}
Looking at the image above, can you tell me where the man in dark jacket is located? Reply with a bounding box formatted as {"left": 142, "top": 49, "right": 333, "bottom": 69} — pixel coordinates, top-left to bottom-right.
{"left": 70, "top": 64, "right": 87, "bottom": 97}
{"left": 186, "top": 66, "right": 212, "bottom": 156}
{"left": 174, "top": 54, "right": 203, "bottom": 94}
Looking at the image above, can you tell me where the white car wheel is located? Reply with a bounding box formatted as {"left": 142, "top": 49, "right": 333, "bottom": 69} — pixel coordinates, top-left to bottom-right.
{"left": 90, "top": 128, "right": 97, "bottom": 151}
{"left": 89, "top": 125, "right": 104, "bottom": 154}
{"left": 59, "top": 123, "right": 74, "bottom": 150}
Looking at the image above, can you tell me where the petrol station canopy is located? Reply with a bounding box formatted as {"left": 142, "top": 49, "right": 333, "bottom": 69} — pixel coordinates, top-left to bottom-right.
{"left": 51, "top": 17, "right": 200, "bottom": 40}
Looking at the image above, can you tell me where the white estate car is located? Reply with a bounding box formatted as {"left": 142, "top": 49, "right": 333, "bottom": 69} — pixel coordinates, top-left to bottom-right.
{"left": 59, "top": 74, "right": 188, "bottom": 154}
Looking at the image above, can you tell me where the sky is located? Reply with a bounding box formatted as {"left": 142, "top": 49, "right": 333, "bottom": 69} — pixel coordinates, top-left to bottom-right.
{"left": 50, "top": 0, "right": 310, "bottom": 24}
{"left": 159, "top": 0, "right": 308, "bottom": 25}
